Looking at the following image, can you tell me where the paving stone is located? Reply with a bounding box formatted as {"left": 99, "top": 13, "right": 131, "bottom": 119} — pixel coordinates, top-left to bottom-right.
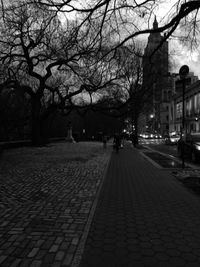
{"left": 10, "top": 258, "right": 22, "bottom": 267}
{"left": 141, "top": 256, "right": 157, "bottom": 266}
{"left": 182, "top": 252, "right": 197, "bottom": 262}
{"left": 36, "top": 239, "right": 45, "bottom": 247}
{"left": 59, "top": 241, "right": 70, "bottom": 250}
{"left": 19, "top": 259, "right": 33, "bottom": 267}
{"left": 67, "top": 244, "right": 76, "bottom": 254}
{"left": 28, "top": 247, "right": 40, "bottom": 258}
{"left": 71, "top": 237, "right": 79, "bottom": 245}
{"left": 1, "top": 241, "right": 12, "bottom": 249}
{"left": 29, "top": 260, "right": 42, "bottom": 267}
{"left": 62, "top": 254, "right": 73, "bottom": 266}
{"left": 169, "top": 257, "right": 187, "bottom": 266}
{"left": 49, "top": 245, "right": 59, "bottom": 253}
{"left": 0, "top": 255, "right": 7, "bottom": 264}
{"left": 35, "top": 250, "right": 47, "bottom": 260}
{"left": 55, "top": 237, "right": 63, "bottom": 245}
{"left": 166, "top": 249, "right": 181, "bottom": 257}
{"left": 51, "top": 262, "right": 61, "bottom": 267}
{"left": 55, "top": 251, "right": 65, "bottom": 261}
{"left": 141, "top": 248, "right": 154, "bottom": 256}
{"left": 4, "top": 246, "right": 16, "bottom": 255}
{"left": 43, "top": 253, "right": 55, "bottom": 264}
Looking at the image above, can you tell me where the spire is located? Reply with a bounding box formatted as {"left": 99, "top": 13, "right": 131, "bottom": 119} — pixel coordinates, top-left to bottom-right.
{"left": 153, "top": 16, "right": 158, "bottom": 29}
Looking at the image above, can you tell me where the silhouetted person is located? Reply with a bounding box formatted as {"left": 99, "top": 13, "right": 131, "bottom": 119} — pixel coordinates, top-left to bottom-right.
{"left": 102, "top": 135, "right": 107, "bottom": 149}
{"left": 113, "top": 134, "right": 121, "bottom": 153}
{"left": 132, "top": 133, "right": 138, "bottom": 147}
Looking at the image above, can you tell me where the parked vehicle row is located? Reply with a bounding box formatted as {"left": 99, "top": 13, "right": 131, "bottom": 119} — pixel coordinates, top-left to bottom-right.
{"left": 139, "top": 130, "right": 200, "bottom": 163}
{"left": 177, "top": 133, "right": 200, "bottom": 163}
{"left": 139, "top": 133, "right": 162, "bottom": 139}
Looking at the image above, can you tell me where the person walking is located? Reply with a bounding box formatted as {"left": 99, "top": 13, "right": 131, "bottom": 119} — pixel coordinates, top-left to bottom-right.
{"left": 102, "top": 135, "right": 107, "bottom": 149}
{"left": 131, "top": 133, "right": 138, "bottom": 147}
{"left": 113, "top": 134, "right": 121, "bottom": 153}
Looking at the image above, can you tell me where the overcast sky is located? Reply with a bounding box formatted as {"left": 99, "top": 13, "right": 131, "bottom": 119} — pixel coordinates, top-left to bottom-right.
{"left": 155, "top": 1, "right": 200, "bottom": 78}
{"left": 59, "top": 0, "right": 200, "bottom": 78}
{"left": 2, "top": 0, "right": 199, "bottom": 78}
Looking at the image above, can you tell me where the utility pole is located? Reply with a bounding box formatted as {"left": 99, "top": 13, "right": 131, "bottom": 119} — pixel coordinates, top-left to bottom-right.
{"left": 179, "top": 65, "right": 189, "bottom": 169}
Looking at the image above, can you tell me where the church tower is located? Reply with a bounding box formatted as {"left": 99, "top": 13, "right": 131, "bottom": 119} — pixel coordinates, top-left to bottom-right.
{"left": 142, "top": 16, "right": 169, "bottom": 134}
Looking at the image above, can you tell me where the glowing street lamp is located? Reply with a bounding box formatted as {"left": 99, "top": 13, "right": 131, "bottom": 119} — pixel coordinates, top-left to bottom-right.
{"left": 150, "top": 114, "right": 154, "bottom": 119}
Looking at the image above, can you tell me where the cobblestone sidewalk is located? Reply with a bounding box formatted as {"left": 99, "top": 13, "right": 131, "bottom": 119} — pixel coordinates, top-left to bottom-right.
{"left": 0, "top": 142, "right": 111, "bottom": 267}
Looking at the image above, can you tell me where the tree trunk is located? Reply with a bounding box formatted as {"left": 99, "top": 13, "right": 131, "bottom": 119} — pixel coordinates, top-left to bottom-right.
{"left": 31, "top": 95, "right": 44, "bottom": 146}
{"left": 133, "top": 115, "right": 139, "bottom": 145}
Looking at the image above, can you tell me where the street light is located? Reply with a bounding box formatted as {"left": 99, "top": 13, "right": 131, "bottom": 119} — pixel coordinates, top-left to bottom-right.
{"left": 150, "top": 114, "right": 154, "bottom": 119}
{"left": 149, "top": 114, "right": 155, "bottom": 132}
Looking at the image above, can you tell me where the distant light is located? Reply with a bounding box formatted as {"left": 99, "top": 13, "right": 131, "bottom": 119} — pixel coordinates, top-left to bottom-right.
{"left": 150, "top": 114, "right": 154, "bottom": 119}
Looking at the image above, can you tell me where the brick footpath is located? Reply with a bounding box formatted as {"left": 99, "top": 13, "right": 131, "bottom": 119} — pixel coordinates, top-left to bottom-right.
{"left": 80, "top": 143, "right": 200, "bottom": 267}
{"left": 0, "top": 142, "right": 111, "bottom": 267}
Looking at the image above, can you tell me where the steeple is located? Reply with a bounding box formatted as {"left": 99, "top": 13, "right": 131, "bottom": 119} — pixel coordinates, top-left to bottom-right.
{"left": 153, "top": 16, "right": 158, "bottom": 29}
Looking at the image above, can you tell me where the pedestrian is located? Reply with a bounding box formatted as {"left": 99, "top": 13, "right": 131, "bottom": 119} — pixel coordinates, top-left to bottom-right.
{"left": 113, "top": 134, "right": 121, "bottom": 153}
{"left": 102, "top": 135, "right": 107, "bottom": 149}
{"left": 132, "top": 133, "right": 138, "bottom": 147}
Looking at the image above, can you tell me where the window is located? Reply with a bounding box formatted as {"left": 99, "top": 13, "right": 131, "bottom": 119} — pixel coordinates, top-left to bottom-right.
{"left": 176, "top": 102, "right": 182, "bottom": 118}
{"left": 186, "top": 99, "right": 192, "bottom": 116}
{"left": 194, "top": 93, "right": 200, "bottom": 114}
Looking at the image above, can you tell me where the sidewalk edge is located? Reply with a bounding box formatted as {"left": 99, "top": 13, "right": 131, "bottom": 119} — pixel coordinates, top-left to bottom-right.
{"left": 140, "top": 151, "right": 163, "bottom": 169}
{"left": 71, "top": 150, "right": 112, "bottom": 267}
{"left": 143, "top": 145, "right": 200, "bottom": 170}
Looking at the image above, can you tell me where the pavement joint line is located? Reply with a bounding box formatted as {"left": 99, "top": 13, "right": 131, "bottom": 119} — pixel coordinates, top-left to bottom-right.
{"left": 71, "top": 149, "right": 112, "bottom": 267}
{"left": 142, "top": 145, "right": 200, "bottom": 170}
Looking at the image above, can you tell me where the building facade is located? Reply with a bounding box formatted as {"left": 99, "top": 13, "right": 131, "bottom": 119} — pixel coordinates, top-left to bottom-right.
{"left": 169, "top": 76, "right": 200, "bottom": 135}
{"left": 141, "top": 17, "right": 200, "bottom": 137}
{"left": 142, "top": 17, "right": 170, "bottom": 136}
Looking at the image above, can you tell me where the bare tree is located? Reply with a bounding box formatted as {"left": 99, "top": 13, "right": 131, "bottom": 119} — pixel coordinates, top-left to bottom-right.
{"left": 20, "top": 1, "right": 200, "bottom": 52}
{"left": 116, "top": 43, "right": 145, "bottom": 142}
{"left": 1, "top": 0, "right": 200, "bottom": 143}
{"left": 0, "top": 0, "right": 122, "bottom": 144}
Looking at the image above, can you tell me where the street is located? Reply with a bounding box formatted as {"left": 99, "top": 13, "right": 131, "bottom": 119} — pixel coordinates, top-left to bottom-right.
{"left": 139, "top": 138, "right": 200, "bottom": 167}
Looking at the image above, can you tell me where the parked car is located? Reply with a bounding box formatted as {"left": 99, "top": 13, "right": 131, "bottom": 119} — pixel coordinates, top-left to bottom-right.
{"left": 177, "top": 133, "right": 200, "bottom": 162}
{"left": 141, "top": 132, "right": 160, "bottom": 139}
{"left": 165, "top": 134, "right": 180, "bottom": 145}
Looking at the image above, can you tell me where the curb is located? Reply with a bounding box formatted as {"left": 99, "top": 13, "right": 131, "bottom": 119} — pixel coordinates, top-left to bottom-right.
{"left": 71, "top": 149, "right": 112, "bottom": 267}
{"left": 141, "top": 145, "right": 200, "bottom": 170}
{"left": 140, "top": 151, "right": 163, "bottom": 169}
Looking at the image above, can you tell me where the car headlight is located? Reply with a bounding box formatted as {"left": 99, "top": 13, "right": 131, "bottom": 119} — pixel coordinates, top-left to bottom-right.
{"left": 195, "top": 144, "right": 200, "bottom": 150}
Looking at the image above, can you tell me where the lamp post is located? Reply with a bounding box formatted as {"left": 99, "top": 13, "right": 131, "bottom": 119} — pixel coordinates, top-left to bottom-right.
{"left": 150, "top": 113, "right": 154, "bottom": 132}
{"left": 179, "top": 65, "right": 189, "bottom": 169}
